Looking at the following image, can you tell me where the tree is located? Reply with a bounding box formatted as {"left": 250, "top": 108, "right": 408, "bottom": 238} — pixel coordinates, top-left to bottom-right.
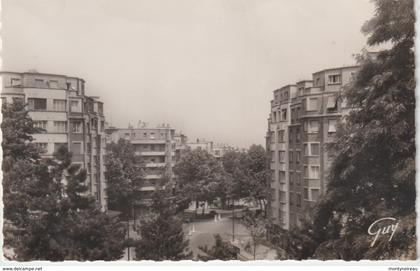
{"left": 221, "top": 145, "right": 268, "bottom": 212}
{"left": 246, "top": 145, "right": 268, "bottom": 214}
{"left": 2, "top": 100, "right": 45, "bottom": 255}
{"left": 309, "top": 0, "right": 415, "bottom": 260}
{"left": 198, "top": 234, "right": 239, "bottom": 261}
{"left": 15, "top": 147, "right": 126, "bottom": 261}
{"left": 221, "top": 150, "right": 251, "bottom": 204}
{"left": 2, "top": 100, "right": 42, "bottom": 228}
{"left": 105, "top": 138, "right": 144, "bottom": 218}
{"left": 242, "top": 209, "right": 267, "bottom": 260}
{"left": 173, "top": 149, "right": 225, "bottom": 213}
{"left": 135, "top": 188, "right": 191, "bottom": 260}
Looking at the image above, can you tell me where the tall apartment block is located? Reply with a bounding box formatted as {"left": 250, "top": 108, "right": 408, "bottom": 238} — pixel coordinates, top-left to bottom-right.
{"left": 267, "top": 66, "right": 358, "bottom": 230}
{"left": 0, "top": 71, "right": 107, "bottom": 210}
{"left": 105, "top": 123, "right": 176, "bottom": 207}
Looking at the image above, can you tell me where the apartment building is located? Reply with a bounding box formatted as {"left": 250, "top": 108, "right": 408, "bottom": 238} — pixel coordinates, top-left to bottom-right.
{"left": 267, "top": 66, "right": 358, "bottom": 230}
{"left": 186, "top": 138, "right": 234, "bottom": 159}
{"left": 0, "top": 71, "right": 107, "bottom": 210}
{"left": 186, "top": 138, "right": 214, "bottom": 154}
{"left": 105, "top": 123, "right": 176, "bottom": 207}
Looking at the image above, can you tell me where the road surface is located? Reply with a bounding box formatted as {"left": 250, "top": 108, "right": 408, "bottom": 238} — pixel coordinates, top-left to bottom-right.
{"left": 184, "top": 214, "right": 251, "bottom": 259}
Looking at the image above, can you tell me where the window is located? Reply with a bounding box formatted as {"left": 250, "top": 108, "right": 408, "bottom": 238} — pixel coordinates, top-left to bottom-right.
{"left": 48, "top": 80, "right": 58, "bottom": 88}
{"left": 35, "top": 143, "right": 48, "bottom": 153}
{"left": 271, "top": 189, "right": 276, "bottom": 202}
{"left": 311, "top": 143, "right": 320, "bottom": 156}
{"left": 304, "top": 144, "right": 309, "bottom": 155}
{"left": 304, "top": 143, "right": 320, "bottom": 156}
{"left": 304, "top": 166, "right": 309, "bottom": 178}
{"left": 296, "top": 152, "right": 301, "bottom": 164}
{"left": 326, "top": 95, "right": 337, "bottom": 111}
{"left": 311, "top": 189, "right": 320, "bottom": 201}
{"left": 297, "top": 194, "right": 302, "bottom": 207}
{"left": 310, "top": 166, "right": 320, "bottom": 179}
{"left": 11, "top": 78, "right": 21, "bottom": 86}
{"left": 34, "top": 79, "right": 45, "bottom": 88}
{"left": 296, "top": 128, "right": 301, "bottom": 143}
{"left": 308, "top": 120, "right": 319, "bottom": 133}
{"left": 53, "top": 99, "right": 66, "bottom": 111}
{"left": 271, "top": 151, "right": 275, "bottom": 162}
{"left": 328, "top": 119, "right": 337, "bottom": 135}
{"left": 34, "top": 121, "right": 48, "bottom": 131}
{"left": 28, "top": 98, "right": 47, "bottom": 111}
{"left": 296, "top": 173, "right": 301, "bottom": 185}
{"left": 72, "top": 121, "right": 82, "bottom": 133}
{"left": 289, "top": 151, "right": 293, "bottom": 164}
{"left": 70, "top": 100, "right": 81, "bottom": 112}
{"left": 328, "top": 74, "right": 341, "bottom": 84}
{"left": 279, "top": 171, "right": 286, "bottom": 183}
{"left": 54, "top": 143, "right": 67, "bottom": 152}
{"left": 289, "top": 130, "right": 293, "bottom": 143}
{"left": 279, "top": 210, "right": 285, "bottom": 224}
{"left": 290, "top": 172, "right": 294, "bottom": 187}
{"left": 279, "top": 151, "right": 285, "bottom": 162}
{"left": 279, "top": 191, "right": 286, "bottom": 202}
{"left": 100, "top": 121, "right": 104, "bottom": 132}
{"left": 13, "top": 97, "right": 24, "bottom": 104}
{"left": 53, "top": 121, "right": 67, "bottom": 133}
{"left": 296, "top": 107, "right": 301, "bottom": 119}
{"left": 281, "top": 109, "right": 287, "bottom": 121}
{"left": 98, "top": 103, "right": 104, "bottom": 115}
{"left": 291, "top": 108, "right": 296, "bottom": 122}
{"left": 303, "top": 188, "right": 309, "bottom": 200}
{"left": 289, "top": 192, "right": 294, "bottom": 206}
{"left": 278, "top": 130, "right": 285, "bottom": 143}
{"left": 71, "top": 142, "right": 82, "bottom": 155}
{"left": 307, "top": 97, "right": 319, "bottom": 111}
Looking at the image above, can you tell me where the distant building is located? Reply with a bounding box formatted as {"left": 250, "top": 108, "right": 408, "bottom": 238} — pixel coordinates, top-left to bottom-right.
{"left": 0, "top": 71, "right": 107, "bottom": 210}
{"left": 105, "top": 122, "right": 176, "bottom": 207}
{"left": 212, "top": 142, "right": 235, "bottom": 159}
{"left": 186, "top": 138, "right": 234, "bottom": 159}
{"left": 266, "top": 65, "right": 359, "bottom": 230}
{"left": 174, "top": 132, "right": 188, "bottom": 161}
{"left": 186, "top": 138, "right": 214, "bottom": 154}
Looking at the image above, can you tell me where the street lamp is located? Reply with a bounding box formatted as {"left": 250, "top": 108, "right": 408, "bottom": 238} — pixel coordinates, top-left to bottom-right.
{"left": 232, "top": 199, "right": 235, "bottom": 242}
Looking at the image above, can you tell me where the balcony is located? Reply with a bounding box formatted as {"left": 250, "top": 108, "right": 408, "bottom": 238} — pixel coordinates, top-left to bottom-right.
{"left": 131, "top": 139, "right": 166, "bottom": 144}
{"left": 143, "top": 174, "right": 162, "bottom": 180}
{"left": 144, "top": 162, "right": 166, "bottom": 168}
{"left": 139, "top": 151, "right": 166, "bottom": 156}
{"left": 138, "top": 186, "right": 156, "bottom": 192}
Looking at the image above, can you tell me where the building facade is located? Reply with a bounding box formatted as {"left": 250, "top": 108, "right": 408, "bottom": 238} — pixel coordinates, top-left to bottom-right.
{"left": 105, "top": 123, "right": 176, "bottom": 206}
{"left": 267, "top": 66, "right": 358, "bottom": 230}
{"left": 186, "top": 138, "right": 234, "bottom": 159}
{"left": 0, "top": 71, "right": 107, "bottom": 210}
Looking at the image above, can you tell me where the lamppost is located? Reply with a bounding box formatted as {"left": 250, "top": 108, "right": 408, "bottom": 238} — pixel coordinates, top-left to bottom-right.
{"left": 232, "top": 199, "right": 235, "bottom": 242}
{"left": 127, "top": 215, "right": 130, "bottom": 261}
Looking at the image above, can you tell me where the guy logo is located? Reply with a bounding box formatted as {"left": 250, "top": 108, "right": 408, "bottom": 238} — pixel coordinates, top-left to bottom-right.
{"left": 367, "top": 217, "right": 399, "bottom": 247}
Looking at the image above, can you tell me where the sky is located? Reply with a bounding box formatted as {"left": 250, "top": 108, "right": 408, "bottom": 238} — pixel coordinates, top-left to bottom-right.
{"left": 2, "top": 0, "right": 377, "bottom": 148}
